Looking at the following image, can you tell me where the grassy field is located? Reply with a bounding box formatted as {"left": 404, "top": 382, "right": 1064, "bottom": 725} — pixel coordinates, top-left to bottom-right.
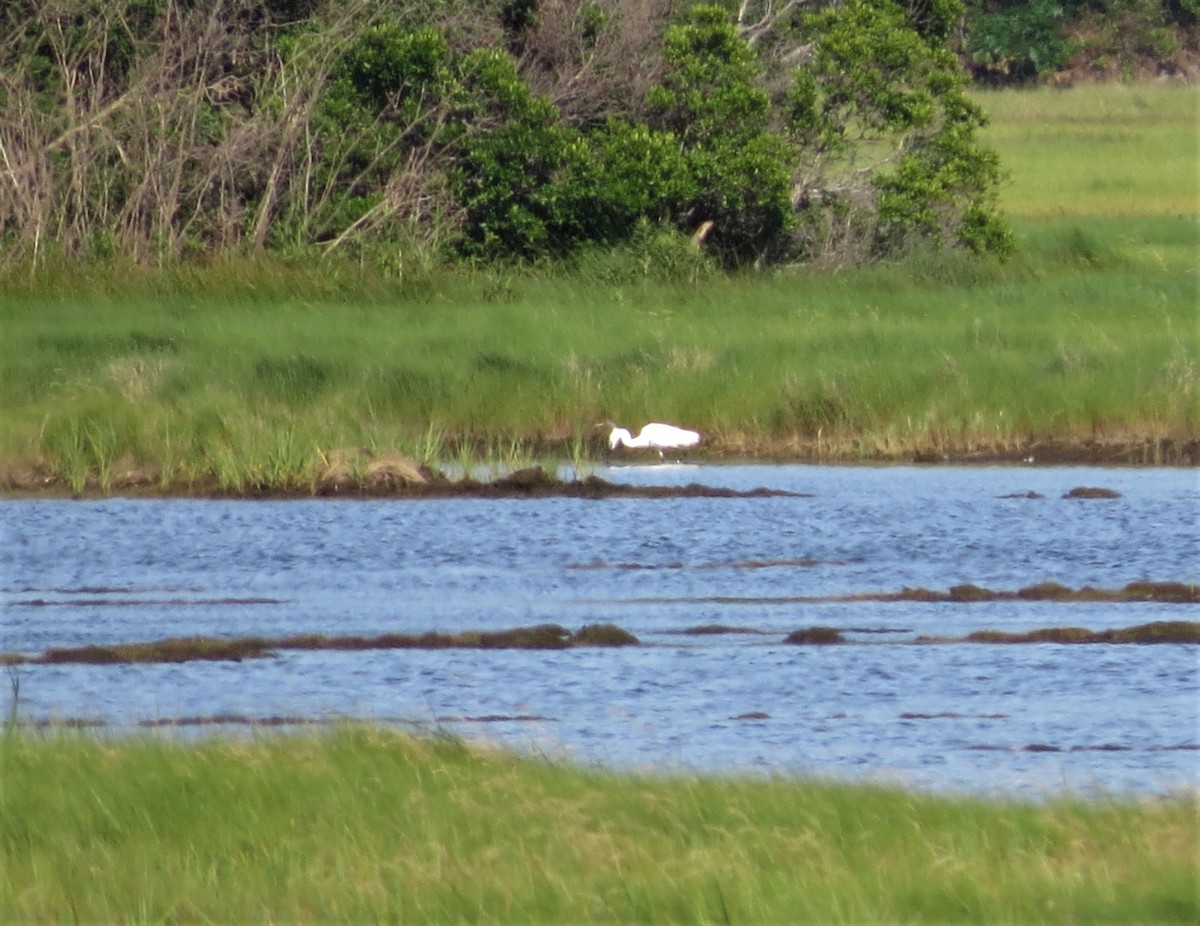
{"left": 0, "top": 84, "right": 1196, "bottom": 491}
{"left": 977, "top": 82, "right": 1199, "bottom": 218}
{"left": 1, "top": 727, "right": 1194, "bottom": 924}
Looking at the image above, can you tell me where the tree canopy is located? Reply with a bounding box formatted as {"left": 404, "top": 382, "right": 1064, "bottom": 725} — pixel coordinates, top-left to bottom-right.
{"left": 0, "top": 0, "right": 1018, "bottom": 270}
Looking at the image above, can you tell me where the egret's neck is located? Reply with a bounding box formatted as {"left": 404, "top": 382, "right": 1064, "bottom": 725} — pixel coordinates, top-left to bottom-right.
{"left": 609, "top": 427, "right": 633, "bottom": 450}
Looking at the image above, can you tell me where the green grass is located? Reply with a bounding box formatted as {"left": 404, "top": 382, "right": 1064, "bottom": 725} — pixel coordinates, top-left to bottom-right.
{"left": 1, "top": 228, "right": 1194, "bottom": 486}
{"left": 0, "top": 85, "right": 1196, "bottom": 489}
{"left": 0, "top": 727, "right": 1193, "bottom": 923}
{"left": 975, "top": 83, "right": 1199, "bottom": 218}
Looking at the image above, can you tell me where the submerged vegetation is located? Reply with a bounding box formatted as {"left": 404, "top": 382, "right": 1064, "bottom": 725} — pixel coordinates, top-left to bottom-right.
{"left": 0, "top": 623, "right": 640, "bottom": 666}
{"left": 5, "top": 607, "right": 1195, "bottom": 665}
{"left": 0, "top": 727, "right": 1194, "bottom": 923}
{"left": 936, "top": 621, "right": 1200, "bottom": 644}
{"left": 829, "top": 580, "right": 1200, "bottom": 605}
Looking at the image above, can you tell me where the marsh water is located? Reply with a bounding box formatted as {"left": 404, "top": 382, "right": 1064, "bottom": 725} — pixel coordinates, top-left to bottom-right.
{"left": 3, "top": 464, "right": 1197, "bottom": 797}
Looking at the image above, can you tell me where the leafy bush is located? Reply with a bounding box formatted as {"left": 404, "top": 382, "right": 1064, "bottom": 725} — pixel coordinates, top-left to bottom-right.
{"left": 789, "top": 0, "right": 1014, "bottom": 260}
{"left": 1063, "top": 0, "right": 1192, "bottom": 79}
{"left": 960, "top": 0, "right": 1196, "bottom": 82}
{"left": 0, "top": 0, "right": 1013, "bottom": 271}
{"left": 453, "top": 49, "right": 571, "bottom": 259}
{"left": 964, "top": 0, "right": 1071, "bottom": 81}
{"left": 340, "top": 25, "right": 452, "bottom": 112}
{"left": 646, "top": 5, "right": 794, "bottom": 267}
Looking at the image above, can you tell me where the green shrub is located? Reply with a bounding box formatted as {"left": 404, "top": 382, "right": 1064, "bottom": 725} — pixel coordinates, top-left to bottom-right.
{"left": 792, "top": 0, "right": 1014, "bottom": 260}
{"left": 340, "top": 25, "right": 451, "bottom": 110}
{"left": 964, "top": 0, "right": 1070, "bottom": 81}
{"left": 0, "top": 0, "right": 1012, "bottom": 270}
{"left": 646, "top": 5, "right": 793, "bottom": 267}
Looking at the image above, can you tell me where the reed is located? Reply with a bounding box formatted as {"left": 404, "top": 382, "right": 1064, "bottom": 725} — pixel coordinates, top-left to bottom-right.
{"left": 0, "top": 727, "right": 1193, "bottom": 924}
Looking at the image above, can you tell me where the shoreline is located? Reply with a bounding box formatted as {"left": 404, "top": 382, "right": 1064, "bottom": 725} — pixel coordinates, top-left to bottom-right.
{"left": 2, "top": 436, "right": 1195, "bottom": 500}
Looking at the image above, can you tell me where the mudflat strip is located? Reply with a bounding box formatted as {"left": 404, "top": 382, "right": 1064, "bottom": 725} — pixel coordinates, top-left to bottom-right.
{"left": 4, "top": 614, "right": 1196, "bottom": 666}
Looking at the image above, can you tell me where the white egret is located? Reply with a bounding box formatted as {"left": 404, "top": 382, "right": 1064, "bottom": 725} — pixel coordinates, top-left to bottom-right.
{"left": 607, "top": 422, "right": 702, "bottom": 458}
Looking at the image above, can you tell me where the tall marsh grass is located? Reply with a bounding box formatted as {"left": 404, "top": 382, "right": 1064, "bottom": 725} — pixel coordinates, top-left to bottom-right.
{"left": 1, "top": 226, "right": 1195, "bottom": 487}
{"left": 0, "top": 728, "right": 1193, "bottom": 923}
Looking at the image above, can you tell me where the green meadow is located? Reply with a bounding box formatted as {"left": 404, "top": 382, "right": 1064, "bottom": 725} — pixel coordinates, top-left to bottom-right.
{"left": 1, "top": 84, "right": 1197, "bottom": 489}
{"left": 978, "top": 82, "right": 1199, "bottom": 218}
{"left": 1, "top": 727, "right": 1194, "bottom": 924}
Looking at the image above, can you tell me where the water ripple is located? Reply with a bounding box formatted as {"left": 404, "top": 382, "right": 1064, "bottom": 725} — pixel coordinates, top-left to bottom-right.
{"left": 2, "top": 464, "right": 1197, "bottom": 796}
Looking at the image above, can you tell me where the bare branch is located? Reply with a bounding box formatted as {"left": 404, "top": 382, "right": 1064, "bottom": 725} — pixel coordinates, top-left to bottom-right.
{"left": 736, "top": 0, "right": 807, "bottom": 49}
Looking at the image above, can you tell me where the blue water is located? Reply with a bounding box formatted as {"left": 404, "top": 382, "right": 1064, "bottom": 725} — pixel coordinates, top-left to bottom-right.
{"left": 3, "top": 464, "right": 1197, "bottom": 796}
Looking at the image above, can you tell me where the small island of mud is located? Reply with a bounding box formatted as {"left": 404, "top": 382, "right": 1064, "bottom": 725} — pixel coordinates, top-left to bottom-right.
{"left": 402, "top": 468, "right": 808, "bottom": 501}
{"left": 1, "top": 623, "right": 641, "bottom": 667}
{"left": 0, "top": 460, "right": 809, "bottom": 501}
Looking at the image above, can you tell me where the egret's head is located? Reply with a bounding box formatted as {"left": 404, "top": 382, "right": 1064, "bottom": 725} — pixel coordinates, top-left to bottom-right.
{"left": 607, "top": 427, "right": 629, "bottom": 450}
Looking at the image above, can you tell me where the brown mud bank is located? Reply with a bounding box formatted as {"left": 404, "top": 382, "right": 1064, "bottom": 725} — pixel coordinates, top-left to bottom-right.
{"left": 786, "top": 621, "right": 1200, "bottom": 646}
{"left": 6, "top": 614, "right": 1197, "bottom": 667}
{"left": 1, "top": 623, "right": 640, "bottom": 666}
{"left": 825, "top": 580, "right": 1200, "bottom": 605}
{"left": 0, "top": 462, "right": 807, "bottom": 500}
{"left": 921, "top": 622, "right": 1200, "bottom": 645}
{"left": 2, "top": 435, "right": 1196, "bottom": 499}
{"left": 631, "top": 581, "right": 1199, "bottom": 607}
{"left": 718, "top": 435, "right": 1200, "bottom": 467}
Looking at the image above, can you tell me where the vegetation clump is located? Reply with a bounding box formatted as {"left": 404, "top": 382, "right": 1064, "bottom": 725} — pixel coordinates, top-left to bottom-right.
{"left": 1064, "top": 486, "right": 1122, "bottom": 499}
{"left": 1016, "top": 581, "right": 1075, "bottom": 600}
{"left": 961, "top": 0, "right": 1199, "bottom": 85}
{"left": 670, "top": 625, "right": 769, "bottom": 635}
{"left": 924, "top": 620, "right": 1200, "bottom": 644}
{"left": 963, "top": 627, "right": 1096, "bottom": 644}
{"left": 948, "top": 583, "right": 995, "bottom": 601}
{"left": 492, "top": 466, "right": 558, "bottom": 492}
{"left": 841, "top": 581, "right": 1199, "bottom": 605}
{"left": 290, "top": 625, "right": 580, "bottom": 651}
{"left": 0, "top": 0, "right": 1011, "bottom": 271}
{"left": 892, "top": 587, "right": 948, "bottom": 602}
{"left": 571, "top": 623, "right": 640, "bottom": 646}
{"left": 37, "top": 637, "right": 272, "bottom": 665}
{"left": 313, "top": 448, "right": 431, "bottom": 493}
{"left": 1121, "top": 581, "right": 1199, "bottom": 603}
{"left": 784, "top": 626, "right": 846, "bottom": 645}
{"left": 1103, "top": 620, "right": 1200, "bottom": 643}
{"left": 2, "top": 623, "right": 646, "bottom": 665}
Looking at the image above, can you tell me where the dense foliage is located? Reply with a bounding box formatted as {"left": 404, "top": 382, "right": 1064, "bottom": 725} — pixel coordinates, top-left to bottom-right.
{"left": 0, "top": 0, "right": 1022, "bottom": 269}
{"left": 961, "top": 0, "right": 1198, "bottom": 83}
